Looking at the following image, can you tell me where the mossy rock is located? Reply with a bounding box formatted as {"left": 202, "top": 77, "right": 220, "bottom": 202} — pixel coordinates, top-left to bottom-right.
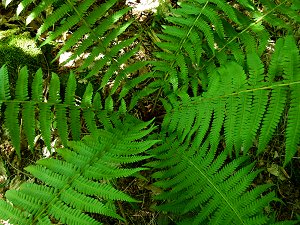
{"left": 0, "top": 29, "right": 43, "bottom": 84}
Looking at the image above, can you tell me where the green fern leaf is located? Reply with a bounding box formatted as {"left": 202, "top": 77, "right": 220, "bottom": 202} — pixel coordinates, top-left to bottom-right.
{"left": 48, "top": 73, "right": 61, "bottom": 104}
{"left": 242, "top": 89, "right": 269, "bottom": 153}
{"left": 282, "top": 36, "right": 300, "bottom": 165}
{"left": 151, "top": 136, "right": 274, "bottom": 224}
{"left": 236, "top": 0, "right": 254, "bottom": 10}
{"left": 26, "top": 0, "right": 58, "bottom": 25}
{"left": 83, "top": 108, "right": 98, "bottom": 133}
{"left": 100, "top": 44, "right": 140, "bottom": 89}
{"left": 5, "top": 102, "right": 21, "bottom": 157}
{"left": 0, "top": 199, "right": 31, "bottom": 225}
{"left": 40, "top": 0, "right": 97, "bottom": 44}
{"left": 221, "top": 63, "right": 248, "bottom": 155}
{"left": 22, "top": 102, "right": 36, "bottom": 151}
{"left": 282, "top": 35, "right": 300, "bottom": 82}
{"left": 0, "top": 65, "right": 11, "bottom": 109}
{"left": 0, "top": 120, "right": 156, "bottom": 224}
{"left": 104, "top": 96, "right": 114, "bottom": 112}
{"left": 69, "top": 105, "right": 81, "bottom": 141}
{"left": 81, "top": 83, "right": 93, "bottom": 107}
{"left": 247, "top": 53, "right": 265, "bottom": 86}
{"left": 267, "top": 38, "right": 284, "bottom": 82}
{"left": 39, "top": 103, "right": 52, "bottom": 151}
{"left": 31, "top": 68, "right": 43, "bottom": 102}
{"left": 78, "top": 21, "right": 132, "bottom": 71}
{"left": 61, "top": 188, "right": 124, "bottom": 220}
{"left": 64, "top": 71, "right": 77, "bottom": 105}
{"left": 93, "top": 92, "right": 103, "bottom": 111}
{"left": 128, "top": 82, "right": 161, "bottom": 110}
{"left": 86, "top": 37, "right": 137, "bottom": 79}
{"left": 234, "top": 92, "right": 252, "bottom": 154}
{"left": 110, "top": 61, "right": 149, "bottom": 95}
{"left": 48, "top": 200, "right": 101, "bottom": 225}
{"left": 37, "top": 3, "right": 73, "bottom": 36}
{"left": 15, "top": 66, "right": 29, "bottom": 101}
{"left": 53, "top": 7, "right": 131, "bottom": 63}
{"left": 118, "top": 71, "right": 157, "bottom": 101}
{"left": 258, "top": 87, "right": 287, "bottom": 154}
{"left": 56, "top": 104, "right": 68, "bottom": 146}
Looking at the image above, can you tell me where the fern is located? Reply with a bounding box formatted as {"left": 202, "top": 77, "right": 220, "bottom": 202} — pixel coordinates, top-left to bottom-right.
{"left": 148, "top": 36, "right": 300, "bottom": 223}
{"left": 0, "top": 65, "right": 131, "bottom": 156}
{"left": 0, "top": 0, "right": 300, "bottom": 224}
{"left": 0, "top": 117, "right": 158, "bottom": 224}
{"left": 161, "top": 36, "right": 300, "bottom": 165}
{"left": 146, "top": 0, "right": 300, "bottom": 97}
{"left": 149, "top": 134, "right": 275, "bottom": 224}
{"left": 3, "top": 0, "right": 152, "bottom": 109}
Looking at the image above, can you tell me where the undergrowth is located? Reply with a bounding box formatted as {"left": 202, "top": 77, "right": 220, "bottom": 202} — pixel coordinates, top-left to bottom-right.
{"left": 0, "top": 0, "right": 299, "bottom": 224}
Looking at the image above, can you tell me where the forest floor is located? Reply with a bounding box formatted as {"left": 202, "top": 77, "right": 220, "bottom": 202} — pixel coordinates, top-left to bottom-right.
{"left": 0, "top": 1, "right": 299, "bottom": 224}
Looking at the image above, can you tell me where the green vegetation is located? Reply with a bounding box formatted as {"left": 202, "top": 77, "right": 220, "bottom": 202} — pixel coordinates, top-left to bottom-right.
{"left": 0, "top": 29, "right": 42, "bottom": 81}
{"left": 0, "top": 0, "right": 299, "bottom": 224}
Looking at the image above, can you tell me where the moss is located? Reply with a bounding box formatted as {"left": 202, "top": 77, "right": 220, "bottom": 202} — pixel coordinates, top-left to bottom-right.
{"left": 0, "top": 28, "right": 43, "bottom": 84}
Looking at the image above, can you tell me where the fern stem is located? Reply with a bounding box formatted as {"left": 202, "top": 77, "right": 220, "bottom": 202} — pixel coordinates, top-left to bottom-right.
{"left": 171, "top": 80, "right": 300, "bottom": 112}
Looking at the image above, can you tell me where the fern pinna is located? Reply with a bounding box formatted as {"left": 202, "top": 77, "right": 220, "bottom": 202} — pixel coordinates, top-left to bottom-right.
{"left": 0, "top": 117, "right": 158, "bottom": 224}
{"left": 0, "top": 65, "right": 129, "bottom": 157}
{"left": 161, "top": 36, "right": 300, "bottom": 166}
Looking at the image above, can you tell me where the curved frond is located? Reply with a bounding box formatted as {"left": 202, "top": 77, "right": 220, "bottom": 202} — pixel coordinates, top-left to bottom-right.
{"left": 0, "top": 119, "right": 157, "bottom": 224}
{"left": 150, "top": 135, "right": 274, "bottom": 225}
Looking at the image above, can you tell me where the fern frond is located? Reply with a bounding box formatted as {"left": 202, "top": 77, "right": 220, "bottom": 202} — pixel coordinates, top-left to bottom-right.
{"left": 148, "top": 0, "right": 275, "bottom": 103}
{"left": 259, "top": 0, "right": 300, "bottom": 32}
{"left": 0, "top": 120, "right": 157, "bottom": 224}
{"left": 150, "top": 135, "right": 274, "bottom": 224}
{"left": 161, "top": 36, "right": 300, "bottom": 162}
{"left": 14, "top": 0, "right": 145, "bottom": 103}
{"left": 1, "top": 66, "right": 135, "bottom": 155}
{"left": 53, "top": 6, "right": 131, "bottom": 62}
{"left": 247, "top": 53, "right": 265, "bottom": 86}
{"left": 36, "top": 3, "right": 73, "bottom": 36}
